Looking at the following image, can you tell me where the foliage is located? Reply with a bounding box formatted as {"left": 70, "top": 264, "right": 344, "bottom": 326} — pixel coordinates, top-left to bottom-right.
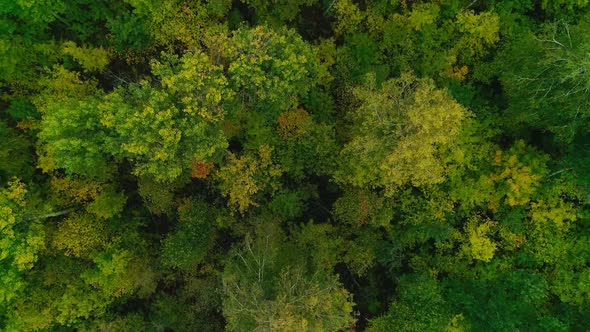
{"left": 241, "top": 0, "right": 318, "bottom": 25}
{"left": 2, "top": 2, "right": 590, "bottom": 331}
{"left": 217, "top": 145, "right": 283, "bottom": 214}
{"left": 222, "top": 222, "right": 356, "bottom": 331}
{"left": 0, "top": 180, "right": 44, "bottom": 310}
{"left": 224, "top": 26, "right": 323, "bottom": 120}
{"left": 161, "top": 199, "right": 216, "bottom": 270}
{"left": 499, "top": 19, "right": 590, "bottom": 143}
{"left": 99, "top": 51, "right": 231, "bottom": 183}
{"left": 337, "top": 72, "right": 467, "bottom": 194}
{"left": 0, "top": 122, "right": 32, "bottom": 182}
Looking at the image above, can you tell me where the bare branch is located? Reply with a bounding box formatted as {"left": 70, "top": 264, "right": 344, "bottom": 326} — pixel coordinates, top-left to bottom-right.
{"left": 26, "top": 209, "right": 72, "bottom": 221}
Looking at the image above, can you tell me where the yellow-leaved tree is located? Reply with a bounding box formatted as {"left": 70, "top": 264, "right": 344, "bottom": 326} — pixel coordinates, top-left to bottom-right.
{"left": 0, "top": 180, "right": 44, "bottom": 308}
{"left": 337, "top": 72, "right": 467, "bottom": 195}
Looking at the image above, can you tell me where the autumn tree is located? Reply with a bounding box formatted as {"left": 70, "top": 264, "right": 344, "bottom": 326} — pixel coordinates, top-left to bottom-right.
{"left": 224, "top": 26, "right": 324, "bottom": 124}
{"left": 337, "top": 72, "right": 467, "bottom": 194}
{"left": 217, "top": 145, "right": 283, "bottom": 214}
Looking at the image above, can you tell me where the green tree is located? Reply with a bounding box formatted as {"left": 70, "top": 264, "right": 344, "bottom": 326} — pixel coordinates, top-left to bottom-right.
{"left": 100, "top": 51, "right": 231, "bottom": 183}
{"left": 37, "top": 51, "right": 231, "bottom": 183}
{"left": 222, "top": 221, "right": 356, "bottom": 331}
{"left": 161, "top": 199, "right": 216, "bottom": 270}
{"left": 35, "top": 66, "right": 113, "bottom": 179}
{"left": 241, "top": 0, "right": 318, "bottom": 25}
{"left": 225, "top": 26, "right": 323, "bottom": 122}
{"left": 499, "top": 18, "right": 590, "bottom": 143}
{"left": 368, "top": 274, "right": 466, "bottom": 332}
{"left": 0, "top": 122, "right": 33, "bottom": 182}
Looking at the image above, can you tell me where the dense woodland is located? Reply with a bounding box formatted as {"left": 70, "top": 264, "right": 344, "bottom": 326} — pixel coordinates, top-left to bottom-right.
{"left": 1, "top": 0, "right": 590, "bottom": 330}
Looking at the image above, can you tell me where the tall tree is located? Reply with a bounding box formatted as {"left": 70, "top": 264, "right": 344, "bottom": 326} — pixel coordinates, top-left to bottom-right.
{"left": 337, "top": 73, "right": 467, "bottom": 194}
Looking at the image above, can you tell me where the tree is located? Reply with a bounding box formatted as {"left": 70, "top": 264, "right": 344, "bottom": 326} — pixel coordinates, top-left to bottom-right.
{"left": 99, "top": 51, "right": 231, "bottom": 183}
{"left": 274, "top": 108, "right": 338, "bottom": 180}
{"left": 161, "top": 199, "right": 216, "bottom": 270}
{"left": 52, "top": 212, "right": 108, "bottom": 259}
{"left": 0, "top": 180, "right": 44, "bottom": 311}
{"left": 61, "top": 41, "right": 110, "bottom": 72}
{"left": 5, "top": 215, "right": 158, "bottom": 330}
{"left": 337, "top": 72, "right": 468, "bottom": 194}
{"left": 224, "top": 26, "right": 324, "bottom": 122}
{"left": 222, "top": 221, "right": 356, "bottom": 331}
{"left": 216, "top": 145, "right": 283, "bottom": 214}
{"left": 35, "top": 67, "right": 113, "bottom": 180}
{"left": 368, "top": 274, "right": 465, "bottom": 332}
{"left": 0, "top": 122, "right": 33, "bottom": 182}
{"left": 241, "top": 0, "right": 318, "bottom": 25}
{"left": 37, "top": 51, "right": 232, "bottom": 183}
{"left": 369, "top": 3, "right": 500, "bottom": 80}
{"left": 499, "top": 18, "right": 590, "bottom": 143}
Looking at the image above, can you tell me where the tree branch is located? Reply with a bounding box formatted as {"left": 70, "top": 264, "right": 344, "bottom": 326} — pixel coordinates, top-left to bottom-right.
{"left": 26, "top": 209, "right": 72, "bottom": 221}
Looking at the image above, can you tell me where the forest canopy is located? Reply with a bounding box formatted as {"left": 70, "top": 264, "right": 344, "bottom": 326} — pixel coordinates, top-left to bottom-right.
{"left": 1, "top": 0, "right": 590, "bottom": 331}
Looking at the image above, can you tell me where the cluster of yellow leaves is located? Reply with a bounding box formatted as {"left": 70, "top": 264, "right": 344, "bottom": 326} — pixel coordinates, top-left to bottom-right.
{"left": 383, "top": 75, "right": 467, "bottom": 192}
{"left": 62, "top": 41, "right": 110, "bottom": 72}
{"left": 455, "top": 10, "right": 500, "bottom": 57}
{"left": 50, "top": 176, "right": 101, "bottom": 204}
{"left": 444, "top": 64, "right": 469, "bottom": 81}
{"left": 126, "top": 0, "right": 209, "bottom": 48}
{"left": 406, "top": 3, "right": 439, "bottom": 31}
{"left": 0, "top": 180, "right": 44, "bottom": 271}
{"left": 530, "top": 199, "right": 577, "bottom": 228}
{"left": 490, "top": 142, "right": 545, "bottom": 207}
{"left": 523, "top": 196, "right": 579, "bottom": 266}
{"left": 34, "top": 66, "right": 98, "bottom": 115}
{"left": 217, "top": 145, "right": 283, "bottom": 214}
{"left": 446, "top": 314, "right": 468, "bottom": 332}
{"left": 151, "top": 51, "right": 229, "bottom": 121}
{"left": 53, "top": 213, "right": 107, "bottom": 259}
{"left": 461, "top": 218, "right": 498, "bottom": 263}
{"left": 339, "top": 73, "right": 467, "bottom": 193}
{"left": 219, "top": 154, "right": 259, "bottom": 213}
{"left": 0, "top": 181, "right": 25, "bottom": 262}
{"left": 3, "top": 178, "right": 26, "bottom": 202}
